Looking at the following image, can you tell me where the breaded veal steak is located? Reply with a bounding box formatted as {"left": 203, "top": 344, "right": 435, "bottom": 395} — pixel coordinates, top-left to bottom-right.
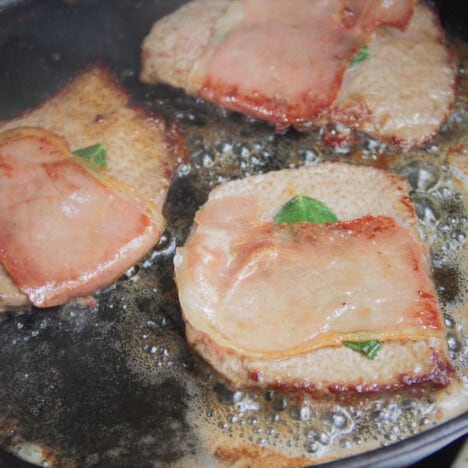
{"left": 0, "top": 66, "right": 180, "bottom": 311}
{"left": 141, "top": 0, "right": 456, "bottom": 148}
{"left": 174, "top": 162, "right": 453, "bottom": 393}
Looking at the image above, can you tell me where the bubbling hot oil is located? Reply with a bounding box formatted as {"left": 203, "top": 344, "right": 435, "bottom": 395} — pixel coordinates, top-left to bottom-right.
{"left": 2, "top": 39, "right": 467, "bottom": 468}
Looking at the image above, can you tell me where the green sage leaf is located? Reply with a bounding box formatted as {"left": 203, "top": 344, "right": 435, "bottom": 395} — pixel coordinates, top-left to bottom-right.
{"left": 350, "top": 45, "right": 370, "bottom": 67}
{"left": 274, "top": 195, "right": 338, "bottom": 225}
{"left": 73, "top": 143, "right": 108, "bottom": 169}
{"left": 343, "top": 340, "right": 382, "bottom": 359}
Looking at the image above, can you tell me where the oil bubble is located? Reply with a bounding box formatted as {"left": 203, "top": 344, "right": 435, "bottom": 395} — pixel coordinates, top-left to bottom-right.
{"left": 438, "top": 222, "right": 451, "bottom": 233}
{"left": 233, "top": 142, "right": 250, "bottom": 157}
{"left": 404, "top": 161, "right": 440, "bottom": 191}
{"left": 304, "top": 441, "right": 319, "bottom": 453}
{"left": 419, "top": 417, "right": 430, "bottom": 427}
{"left": 447, "top": 334, "right": 461, "bottom": 352}
{"left": 272, "top": 398, "right": 288, "bottom": 411}
{"left": 177, "top": 164, "right": 191, "bottom": 176}
{"left": 331, "top": 411, "right": 353, "bottom": 431}
{"left": 444, "top": 316, "right": 456, "bottom": 329}
{"left": 401, "top": 399, "right": 417, "bottom": 411}
{"left": 437, "top": 186, "right": 451, "bottom": 197}
{"left": 412, "top": 193, "right": 441, "bottom": 222}
{"left": 143, "top": 344, "right": 157, "bottom": 354}
{"left": 215, "top": 383, "right": 243, "bottom": 406}
{"left": 451, "top": 230, "right": 466, "bottom": 243}
{"left": 318, "top": 432, "right": 330, "bottom": 445}
{"left": 298, "top": 148, "right": 320, "bottom": 165}
{"left": 271, "top": 413, "right": 280, "bottom": 423}
{"left": 353, "top": 436, "right": 364, "bottom": 445}
{"left": 290, "top": 406, "right": 311, "bottom": 421}
{"left": 187, "top": 135, "right": 203, "bottom": 149}
{"left": 339, "top": 438, "right": 351, "bottom": 449}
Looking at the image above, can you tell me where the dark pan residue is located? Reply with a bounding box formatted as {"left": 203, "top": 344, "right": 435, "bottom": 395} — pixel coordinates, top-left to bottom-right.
{"left": 0, "top": 1, "right": 467, "bottom": 467}
{"left": 0, "top": 235, "right": 201, "bottom": 466}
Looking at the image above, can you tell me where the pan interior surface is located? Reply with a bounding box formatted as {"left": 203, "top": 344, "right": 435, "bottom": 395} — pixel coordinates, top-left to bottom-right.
{"left": 0, "top": 1, "right": 467, "bottom": 466}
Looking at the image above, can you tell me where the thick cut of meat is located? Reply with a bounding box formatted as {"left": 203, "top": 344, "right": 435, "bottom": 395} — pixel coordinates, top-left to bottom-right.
{"left": 0, "top": 128, "right": 159, "bottom": 308}
{"left": 0, "top": 66, "right": 180, "bottom": 311}
{"left": 140, "top": 0, "right": 456, "bottom": 148}
{"left": 174, "top": 163, "right": 453, "bottom": 392}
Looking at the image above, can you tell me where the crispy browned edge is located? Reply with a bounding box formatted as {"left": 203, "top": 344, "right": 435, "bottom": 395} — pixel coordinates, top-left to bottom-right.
{"left": 188, "top": 325, "right": 455, "bottom": 396}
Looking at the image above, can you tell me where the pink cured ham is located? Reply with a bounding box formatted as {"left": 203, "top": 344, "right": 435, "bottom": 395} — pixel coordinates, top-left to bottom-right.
{"left": 340, "top": 0, "right": 416, "bottom": 31}
{"left": 199, "top": 0, "right": 415, "bottom": 128}
{"left": 177, "top": 203, "right": 441, "bottom": 357}
{"left": 0, "top": 128, "right": 159, "bottom": 307}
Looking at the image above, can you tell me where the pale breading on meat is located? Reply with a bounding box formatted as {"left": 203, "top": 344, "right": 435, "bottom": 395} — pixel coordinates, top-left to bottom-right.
{"left": 174, "top": 163, "right": 453, "bottom": 393}
{"left": 141, "top": 0, "right": 232, "bottom": 92}
{"left": 140, "top": 0, "right": 456, "bottom": 148}
{"left": 0, "top": 66, "right": 180, "bottom": 311}
{"left": 0, "top": 268, "right": 27, "bottom": 311}
{"left": 323, "top": 3, "right": 457, "bottom": 148}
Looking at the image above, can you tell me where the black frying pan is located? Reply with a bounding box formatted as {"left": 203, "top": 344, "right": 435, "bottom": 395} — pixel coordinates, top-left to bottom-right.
{"left": 0, "top": 1, "right": 466, "bottom": 467}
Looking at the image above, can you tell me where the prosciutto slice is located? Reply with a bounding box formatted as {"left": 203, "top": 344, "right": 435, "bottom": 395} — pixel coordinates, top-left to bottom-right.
{"left": 199, "top": 0, "right": 415, "bottom": 128}
{"left": 341, "top": 0, "right": 416, "bottom": 31}
{"left": 176, "top": 196, "right": 442, "bottom": 358}
{"left": 0, "top": 128, "right": 159, "bottom": 307}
